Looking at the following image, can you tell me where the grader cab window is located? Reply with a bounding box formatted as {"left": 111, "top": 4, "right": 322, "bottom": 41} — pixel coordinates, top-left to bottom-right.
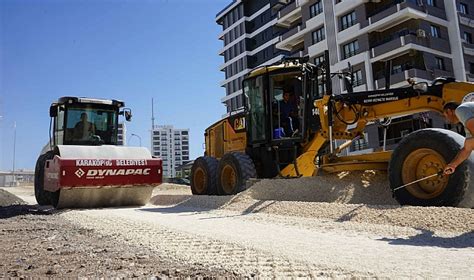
{"left": 244, "top": 76, "right": 266, "bottom": 143}
{"left": 270, "top": 73, "right": 304, "bottom": 140}
{"left": 64, "top": 106, "right": 117, "bottom": 145}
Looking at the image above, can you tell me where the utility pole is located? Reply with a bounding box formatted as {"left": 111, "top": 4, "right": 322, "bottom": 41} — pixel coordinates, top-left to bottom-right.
{"left": 151, "top": 98, "right": 155, "bottom": 130}
{"left": 12, "top": 121, "right": 16, "bottom": 186}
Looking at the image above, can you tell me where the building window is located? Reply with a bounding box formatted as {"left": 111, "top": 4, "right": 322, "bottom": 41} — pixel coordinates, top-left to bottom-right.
{"left": 312, "top": 26, "right": 325, "bottom": 44}
{"left": 426, "top": 0, "right": 436, "bottom": 7}
{"left": 340, "top": 11, "right": 356, "bottom": 31}
{"left": 460, "top": 3, "right": 468, "bottom": 14}
{"left": 435, "top": 57, "right": 445, "bottom": 71}
{"left": 470, "top": 62, "right": 474, "bottom": 73}
{"left": 310, "top": 1, "right": 323, "bottom": 18}
{"left": 342, "top": 40, "right": 359, "bottom": 59}
{"left": 353, "top": 69, "right": 364, "bottom": 87}
{"left": 430, "top": 25, "right": 440, "bottom": 38}
{"left": 314, "top": 54, "right": 325, "bottom": 66}
{"left": 463, "top": 32, "right": 472, "bottom": 44}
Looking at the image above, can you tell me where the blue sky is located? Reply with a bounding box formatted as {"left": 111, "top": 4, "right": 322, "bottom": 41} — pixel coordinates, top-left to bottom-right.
{"left": 0, "top": 0, "right": 229, "bottom": 170}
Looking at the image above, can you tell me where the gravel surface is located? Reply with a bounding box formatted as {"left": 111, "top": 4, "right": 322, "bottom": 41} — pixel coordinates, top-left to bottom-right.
{"left": 0, "top": 187, "right": 235, "bottom": 278}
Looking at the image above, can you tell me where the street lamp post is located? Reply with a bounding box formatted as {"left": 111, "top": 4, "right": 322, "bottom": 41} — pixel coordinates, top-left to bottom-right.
{"left": 130, "top": 133, "right": 142, "bottom": 147}
{"left": 12, "top": 121, "right": 16, "bottom": 187}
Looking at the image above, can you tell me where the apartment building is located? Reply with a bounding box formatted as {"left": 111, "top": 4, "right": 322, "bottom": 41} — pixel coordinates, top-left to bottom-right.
{"left": 117, "top": 123, "right": 126, "bottom": 146}
{"left": 218, "top": 0, "right": 474, "bottom": 152}
{"left": 151, "top": 125, "right": 190, "bottom": 178}
{"left": 216, "top": 0, "right": 292, "bottom": 114}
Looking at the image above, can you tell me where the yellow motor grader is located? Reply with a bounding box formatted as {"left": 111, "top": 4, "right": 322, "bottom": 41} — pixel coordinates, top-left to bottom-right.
{"left": 191, "top": 51, "right": 474, "bottom": 207}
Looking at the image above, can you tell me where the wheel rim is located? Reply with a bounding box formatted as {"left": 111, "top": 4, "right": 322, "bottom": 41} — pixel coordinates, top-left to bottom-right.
{"left": 193, "top": 167, "right": 207, "bottom": 193}
{"left": 221, "top": 165, "right": 237, "bottom": 194}
{"left": 401, "top": 148, "right": 448, "bottom": 199}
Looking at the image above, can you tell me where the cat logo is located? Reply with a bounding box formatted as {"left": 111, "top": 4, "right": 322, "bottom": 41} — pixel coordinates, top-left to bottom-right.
{"left": 234, "top": 117, "right": 245, "bottom": 130}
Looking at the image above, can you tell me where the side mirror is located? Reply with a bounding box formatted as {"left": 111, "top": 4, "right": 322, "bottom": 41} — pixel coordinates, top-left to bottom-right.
{"left": 49, "top": 105, "right": 58, "bottom": 117}
{"left": 120, "top": 108, "right": 132, "bottom": 121}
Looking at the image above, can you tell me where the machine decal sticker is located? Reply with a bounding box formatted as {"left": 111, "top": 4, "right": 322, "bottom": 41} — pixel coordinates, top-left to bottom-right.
{"left": 75, "top": 168, "right": 85, "bottom": 178}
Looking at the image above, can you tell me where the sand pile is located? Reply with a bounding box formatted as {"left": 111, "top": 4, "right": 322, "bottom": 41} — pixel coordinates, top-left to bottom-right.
{"left": 244, "top": 170, "right": 398, "bottom": 205}
{"left": 150, "top": 171, "right": 474, "bottom": 233}
{"left": 0, "top": 189, "right": 26, "bottom": 207}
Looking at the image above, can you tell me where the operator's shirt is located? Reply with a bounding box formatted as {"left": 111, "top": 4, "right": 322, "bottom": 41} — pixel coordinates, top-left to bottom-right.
{"left": 455, "top": 101, "right": 474, "bottom": 137}
{"left": 279, "top": 100, "right": 297, "bottom": 119}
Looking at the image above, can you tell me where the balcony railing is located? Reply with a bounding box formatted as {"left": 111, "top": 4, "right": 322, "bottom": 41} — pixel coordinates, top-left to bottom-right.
{"left": 467, "top": 73, "right": 474, "bottom": 82}
{"left": 281, "top": 23, "right": 306, "bottom": 41}
{"left": 371, "top": 33, "right": 450, "bottom": 58}
{"left": 279, "top": 0, "right": 297, "bottom": 18}
{"left": 289, "top": 49, "right": 308, "bottom": 58}
{"left": 367, "top": 0, "right": 428, "bottom": 27}
{"left": 375, "top": 68, "right": 434, "bottom": 89}
{"left": 463, "top": 43, "right": 474, "bottom": 56}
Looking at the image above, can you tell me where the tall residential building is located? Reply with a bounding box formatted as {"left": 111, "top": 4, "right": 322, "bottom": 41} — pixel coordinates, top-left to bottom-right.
{"left": 117, "top": 123, "right": 126, "bottom": 146}
{"left": 151, "top": 125, "right": 190, "bottom": 178}
{"left": 217, "top": 0, "right": 474, "bottom": 152}
{"left": 274, "top": 0, "right": 473, "bottom": 92}
{"left": 216, "top": 0, "right": 292, "bottom": 114}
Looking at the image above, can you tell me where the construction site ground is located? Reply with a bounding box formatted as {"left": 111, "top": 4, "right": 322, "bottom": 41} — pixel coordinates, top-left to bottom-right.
{"left": 1, "top": 170, "right": 473, "bottom": 278}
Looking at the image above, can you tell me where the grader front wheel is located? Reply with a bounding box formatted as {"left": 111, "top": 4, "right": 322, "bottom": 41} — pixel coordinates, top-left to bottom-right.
{"left": 401, "top": 148, "right": 449, "bottom": 200}
{"left": 389, "top": 129, "right": 470, "bottom": 207}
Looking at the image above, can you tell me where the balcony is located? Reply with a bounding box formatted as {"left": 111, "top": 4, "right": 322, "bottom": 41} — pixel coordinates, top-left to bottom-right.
{"left": 371, "top": 33, "right": 451, "bottom": 59}
{"left": 362, "top": 0, "right": 445, "bottom": 33}
{"left": 276, "top": 23, "right": 306, "bottom": 51}
{"left": 272, "top": 0, "right": 291, "bottom": 12}
{"left": 467, "top": 73, "right": 474, "bottom": 82}
{"left": 276, "top": 0, "right": 308, "bottom": 28}
{"left": 288, "top": 49, "right": 308, "bottom": 58}
{"left": 375, "top": 68, "right": 433, "bottom": 89}
{"left": 374, "top": 67, "right": 453, "bottom": 89}
{"left": 459, "top": 14, "right": 474, "bottom": 28}
{"left": 463, "top": 42, "right": 474, "bottom": 56}
{"left": 334, "top": 0, "right": 366, "bottom": 17}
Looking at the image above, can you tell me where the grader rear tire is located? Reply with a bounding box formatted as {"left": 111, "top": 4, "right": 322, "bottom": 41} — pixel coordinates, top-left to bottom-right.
{"left": 190, "top": 156, "right": 218, "bottom": 195}
{"left": 217, "top": 152, "right": 257, "bottom": 195}
{"left": 389, "top": 129, "right": 470, "bottom": 207}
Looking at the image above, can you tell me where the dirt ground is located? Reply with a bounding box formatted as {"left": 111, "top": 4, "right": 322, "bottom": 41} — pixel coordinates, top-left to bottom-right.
{"left": 0, "top": 189, "right": 234, "bottom": 278}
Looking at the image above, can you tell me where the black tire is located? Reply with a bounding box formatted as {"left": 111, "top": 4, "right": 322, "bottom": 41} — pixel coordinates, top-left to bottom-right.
{"left": 217, "top": 152, "right": 257, "bottom": 195}
{"left": 389, "top": 128, "right": 469, "bottom": 207}
{"left": 34, "top": 151, "right": 55, "bottom": 205}
{"left": 190, "top": 156, "right": 218, "bottom": 195}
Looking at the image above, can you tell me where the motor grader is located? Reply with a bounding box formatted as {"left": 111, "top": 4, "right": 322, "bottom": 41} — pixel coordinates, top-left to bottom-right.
{"left": 191, "top": 51, "right": 474, "bottom": 207}
{"left": 35, "top": 96, "right": 162, "bottom": 208}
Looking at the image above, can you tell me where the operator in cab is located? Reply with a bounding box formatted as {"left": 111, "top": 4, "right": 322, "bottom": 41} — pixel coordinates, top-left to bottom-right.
{"left": 442, "top": 102, "right": 474, "bottom": 175}
{"left": 278, "top": 89, "right": 300, "bottom": 137}
{"left": 73, "top": 112, "right": 96, "bottom": 140}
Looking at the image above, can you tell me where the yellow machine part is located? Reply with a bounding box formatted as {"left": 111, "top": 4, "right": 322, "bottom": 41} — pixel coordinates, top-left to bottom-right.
{"left": 205, "top": 116, "right": 246, "bottom": 159}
